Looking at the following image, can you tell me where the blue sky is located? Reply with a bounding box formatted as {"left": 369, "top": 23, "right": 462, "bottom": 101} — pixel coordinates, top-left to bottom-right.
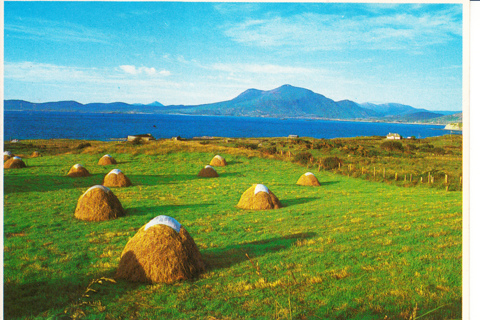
{"left": 4, "top": 2, "right": 464, "bottom": 111}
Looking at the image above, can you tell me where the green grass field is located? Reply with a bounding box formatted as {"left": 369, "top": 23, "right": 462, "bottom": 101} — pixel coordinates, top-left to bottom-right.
{"left": 3, "top": 137, "right": 462, "bottom": 319}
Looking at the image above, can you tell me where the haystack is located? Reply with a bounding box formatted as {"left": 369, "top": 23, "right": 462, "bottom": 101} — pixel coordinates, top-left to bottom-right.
{"left": 4, "top": 151, "right": 13, "bottom": 161}
{"left": 74, "top": 185, "right": 125, "bottom": 221}
{"left": 31, "top": 151, "right": 41, "bottom": 158}
{"left": 198, "top": 165, "right": 219, "bottom": 178}
{"left": 237, "top": 184, "right": 282, "bottom": 210}
{"left": 103, "top": 169, "right": 132, "bottom": 187}
{"left": 116, "top": 215, "right": 205, "bottom": 283}
{"left": 67, "top": 164, "right": 91, "bottom": 177}
{"left": 4, "top": 156, "right": 26, "bottom": 169}
{"left": 209, "top": 155, "right": 227, "bottom": 167}
{"left": 296, "top": 172, "right": 321, "bottom": 186}
{"left": 98, "top": 154, "right": 117, "bottom": 165}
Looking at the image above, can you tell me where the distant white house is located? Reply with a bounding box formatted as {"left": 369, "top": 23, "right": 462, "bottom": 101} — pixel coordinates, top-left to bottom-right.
{"left": 127, "top": 133, "right": 155, "bottom": 142}
{"left": 386, "top": 133, "right": 402, "bottom": 140}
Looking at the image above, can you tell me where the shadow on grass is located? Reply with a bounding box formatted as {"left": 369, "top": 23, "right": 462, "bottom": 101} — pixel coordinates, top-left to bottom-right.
{"left": 319, "top": 180, "right": 340, "bottom": 186}
{"left": 280, "top": 197, "right": 320, "bottom": 207}
{"left": 126, "top": 203, "right": 215, "bottom": 217}
{"left": 128, "top": 174, "right": 198, "bottom": 186}
{"left": 219, "top": 172, "right": 244, "bottom": 178}
{"left": 3, "top": 174, "right": 105, "bottom": 194}
{"left": 203, "top": 232, "right": 316, "bottom": 271}
{"left": 4, "top": 272, "right": 97, "bottom": 319}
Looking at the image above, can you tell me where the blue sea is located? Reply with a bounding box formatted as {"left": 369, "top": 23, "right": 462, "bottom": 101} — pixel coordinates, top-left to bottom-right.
{"left": 3, "top": 111, "right": 455, "bottom": 141}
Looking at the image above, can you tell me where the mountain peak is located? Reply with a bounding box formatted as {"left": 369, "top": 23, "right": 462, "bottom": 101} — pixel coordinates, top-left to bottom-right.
{"left": 148, "top": 101, "right": 164, "bottom": 107}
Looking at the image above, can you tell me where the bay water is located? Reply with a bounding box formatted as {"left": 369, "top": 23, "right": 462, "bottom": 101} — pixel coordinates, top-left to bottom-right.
{"left": 4, "top": 111, "right": 453, "bottom": 141}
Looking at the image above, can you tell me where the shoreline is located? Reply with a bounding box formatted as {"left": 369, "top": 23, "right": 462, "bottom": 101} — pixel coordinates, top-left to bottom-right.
{"left": 4, "top": 109, "right": 457, "bottom": 127}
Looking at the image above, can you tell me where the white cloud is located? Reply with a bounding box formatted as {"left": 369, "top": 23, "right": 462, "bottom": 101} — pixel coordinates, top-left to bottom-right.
{"left": 119, "top": 65, "right": 168, "bottom": 76}
{"left": 211, "top": 63, "right": 317, "bottom": 75}
{"left": 5, "top": 17, "right": 110, "bottom": 44}
{"left": 223, "top": 8, "right": 462, "bottom": 52}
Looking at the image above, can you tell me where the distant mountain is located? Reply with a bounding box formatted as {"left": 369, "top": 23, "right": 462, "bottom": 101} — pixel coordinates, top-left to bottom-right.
{"left": 4, "top": 100, "right": 156, "bottom": 114}
{"left": 417, "top": 112, "right": 463, "bottom": 124}
{"left": 360, "top": 102, "right": 431, "bottom": 117}
{"left": 384, "top": 111, "right": 444, "bottom": 122}
{"left": 4, "top": 84, "right": 461, "bottom": 124}
{"left": 148, "top": 101, "right": 164, "bottom": 107}
{"left": 168, "top": 85, "right": 378, "bottom": 119}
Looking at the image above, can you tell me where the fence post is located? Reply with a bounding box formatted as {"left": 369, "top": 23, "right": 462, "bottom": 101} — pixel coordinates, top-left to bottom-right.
{"left": 410, "top": 174, "right": 412, "bottom": 182}
{"left": 395, "top": 172, "right": 398, "bottom": 181}
{"left": 445, "top": 174, "right": 448, "bottom": 184}
{"left": 421, "top": 177, "right": 423, "bottom": 183}
{"left": 404, "top": 175, "right": 407, "bottom": 182}
{"left": 383, "top": 168, "right": 385, "bottom": 178}
{"left": 374, "top": 167, "right": 376, "bottom": 178}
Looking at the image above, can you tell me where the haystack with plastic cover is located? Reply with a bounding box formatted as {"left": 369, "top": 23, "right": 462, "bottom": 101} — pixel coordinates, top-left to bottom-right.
{"left": 74, "top": 185, "right": 125, "bottom": 221}
{"left": 67, "top": 164, "right": 91, "bottom": 177}
{"left": 209, "top": 155, "right": 227, "bottom": 167}
{"left": 4, "top": 151, "right": 13, "bottom": 161}
{"left": 98, "top": 154, "right": 117, "bottom": 165}
{"left": 296, "top": 172, "right": 321, "bottom": 186}
{"left": 4, "top": 156, "right": 26, "bottom": 169}
{"left": 198, "top": 165, "right": 219, "bottom": 178}
{"left": 31, "top": 151, "right": 41, "bottom": 158}
{"left": 237, "top": 184, "right": 282, "bottom": 210}
{"left": 103, "top": 169, "right": 132, "bottom": 187}
{"left": 116, "top": 215, "right": 205, "bottom": 283}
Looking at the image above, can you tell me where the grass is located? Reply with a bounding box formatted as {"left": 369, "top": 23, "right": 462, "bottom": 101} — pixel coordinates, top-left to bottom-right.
{"left": 3, "top": 137, "right": 462, "bottom": 319}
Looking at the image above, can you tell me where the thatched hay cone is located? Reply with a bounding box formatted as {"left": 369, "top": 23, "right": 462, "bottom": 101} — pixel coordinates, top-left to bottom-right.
{"left": 103, "top": 169, "right": 132, "bottom": 187}
{"left": 237, "top": 184, "right": 282, "bottom": 210}
{"left": 98, "top": 154, "right": 117, "bottom": 165}
{"left": 67, "top": 164, "right": 91, "bottom": 177}
{"left": 209, "top": 155, "right": 227, "bottom": 167}
{"left": 74, "top": 185, "right": 125, "bottom": 221}
{"left": 4, "top": 156, "right": 26, "bottom": 169}
{"left": 198, "top": 165, "right": 219, "bottom": 178}
{"left": 4, "top": 151, "right": 13, "bottom": 161}
{"left": 296, "top": 172, "right": 321, "bottom": 186}
{"left": 116, "top": 215, "right": 205, "bottom": 283}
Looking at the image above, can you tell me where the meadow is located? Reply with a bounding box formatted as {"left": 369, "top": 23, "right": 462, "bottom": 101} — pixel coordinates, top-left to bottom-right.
{"left": 3, "top": 135, "right": 462, "bottom": 319}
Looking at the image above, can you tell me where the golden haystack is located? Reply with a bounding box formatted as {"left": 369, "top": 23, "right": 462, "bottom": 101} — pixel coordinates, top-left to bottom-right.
{"left": 4, "top": 151, "right": 13, "bottom": 161}
{"left": 197, "top": 165, "right": 219, "bottom": 178}
{"left": 296, "top": 172, "right": 321, "bottom": 186}
{"left": 103, "top": 169, "right": 132, "bottom": 187}
{"left": 98, "top": 154, "right": 117, "bottom": 165}
{"left": 209, "top": 155, "right": 227, "bottom": 167}
{"left": 4, "top": 157, "right": 26, "bottom": 169}
{"left": 30, "top": 151, "right": 41, "bottom": 158}
{"left": 116, "top": 216, "right": 205, "bottom": 283}
{"left": 67, "top": 164, "right": 91, "bottom": 177}
{"left": 237, "top": 184, "right": 282, "bottom": 210}
{"left": 74, "top": 185, "right": 125, "bottom": 221}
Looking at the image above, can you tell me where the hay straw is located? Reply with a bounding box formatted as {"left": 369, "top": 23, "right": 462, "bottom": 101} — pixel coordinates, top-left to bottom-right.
{"left": 4, "top": 157, "right": 26, "bottom": 169}
{"left": 103, "top": 169, "right": 132, "bottom": 187}
{"left": 67, "top": 164, "right": 91, "bottom": 177}
{"left": 209, "top": 155, "right": 227, "bottom": 166}
{"left": 74, "top": 185, "right": 125, "bottom": 221}
{"left": 115, "top": 224, "right": 205, "bottom": 283}
{"left": 30, "top": 151, "right": 41, "bottom": 158}
{"left": 237, "top": 184, "right": 282, "bottom": 210}
{"left": 296, "top": 172, "right": 321, "bottom": 186}
{"left": 98, "top": 154, "right": 117, "bottom": 165}
{"left": 198, "top": 165, "right": 219, "bottom": 178}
